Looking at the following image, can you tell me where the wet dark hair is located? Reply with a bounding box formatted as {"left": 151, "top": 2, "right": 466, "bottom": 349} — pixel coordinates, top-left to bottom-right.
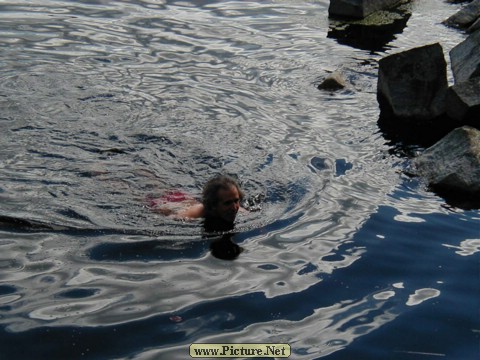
{"left": 202, "top": 175, "right": 244, "bottom": 216}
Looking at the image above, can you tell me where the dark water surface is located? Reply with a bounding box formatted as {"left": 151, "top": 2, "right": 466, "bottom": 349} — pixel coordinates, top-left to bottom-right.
{"left": 0, "top": 0, "right": 478, "bottom": 359}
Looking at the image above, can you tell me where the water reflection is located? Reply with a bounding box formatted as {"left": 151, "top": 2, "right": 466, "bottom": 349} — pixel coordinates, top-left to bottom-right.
{"left": 443, "top": 239, "right": 480, "bottom": 256}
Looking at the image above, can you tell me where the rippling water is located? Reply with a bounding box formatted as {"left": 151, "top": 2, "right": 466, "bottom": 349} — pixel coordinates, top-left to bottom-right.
{"left": 0, "top": 1, "right": 478, "bottom": 359}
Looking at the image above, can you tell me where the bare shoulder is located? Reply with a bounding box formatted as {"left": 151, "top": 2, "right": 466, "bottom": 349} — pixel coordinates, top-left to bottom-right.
{"left": 175, "top": 203, "right": 205, "bottom": 219}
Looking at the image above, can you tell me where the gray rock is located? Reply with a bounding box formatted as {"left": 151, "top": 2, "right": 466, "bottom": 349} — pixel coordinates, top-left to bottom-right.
{"left": 450, "top": 29, "right": 480, "bottom": 83}
{"left": 443, "top": 0, "right": 480, "bottom": 29}
{"left": 446, "top": 77, "right": 480, "bottom": 126}
{"left": 377, "top": 43, "right": 448, "bottom": 120}
{"left": 329, "top": 0, "right": 404, "bottom": 19}
{"left": 469, "top": 16, "right": 480, "bottom": 32}
{"left": 317, "top": 71, "right": 347, "bottom": 91}
{"left": 414, "top": 126, "right": 480, "bottom": 195}
{"left": 328, "top": 6, "right": 412, "bottom": 52}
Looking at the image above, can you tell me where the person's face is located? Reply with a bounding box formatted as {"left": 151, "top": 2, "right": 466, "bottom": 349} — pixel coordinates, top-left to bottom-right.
{"left": 211, "top": 185, "right": 241, "bottom": 223}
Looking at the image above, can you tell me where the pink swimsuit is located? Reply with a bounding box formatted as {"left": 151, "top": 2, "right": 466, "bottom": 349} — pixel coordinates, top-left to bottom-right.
{"left": 147, "top": 190, "right": 193, "bottom": 208}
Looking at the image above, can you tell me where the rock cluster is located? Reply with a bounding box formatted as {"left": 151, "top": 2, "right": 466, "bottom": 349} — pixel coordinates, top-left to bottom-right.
{"left": 375, "top": 2, "right": 480, "bottom": 205}
{"left": 324, "top": 0, "right": 480, "bottom": 205}
{"left": 377, "top": 29, "right": 480, "bottom": 134}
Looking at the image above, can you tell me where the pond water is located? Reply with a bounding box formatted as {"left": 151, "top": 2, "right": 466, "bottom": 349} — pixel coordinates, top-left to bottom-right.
{"left": 0, "top": 0, "right": 478, "bottom": 359}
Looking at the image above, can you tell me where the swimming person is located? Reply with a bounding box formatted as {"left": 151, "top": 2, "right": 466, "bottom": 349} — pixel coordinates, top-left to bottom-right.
{"left": 149, "top": 174, "right": 246, "bottom": 259}
{"left": 150, "top": 174, "right": 244, "bottom": 229}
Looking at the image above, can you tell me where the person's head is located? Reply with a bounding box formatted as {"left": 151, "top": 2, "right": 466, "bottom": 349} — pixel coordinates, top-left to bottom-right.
{"left": 202, "top": 175, "right": 244, "bottom": 224}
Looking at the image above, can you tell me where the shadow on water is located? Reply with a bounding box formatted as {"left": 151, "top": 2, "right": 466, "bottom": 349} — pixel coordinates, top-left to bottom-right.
{"left": 0, "top": 214, "right": 241, "bottom": 261}
{"left": 88, "top": 238, "right": 210, "bottom": 261}
{"left": 377, "top": 94, "right": 460, "bottom": 151}
{"left": 426, "top": 185, "right": 480, "bottom": 211}
{"left": 0, "top": 215, "right": 150, "bottom": 236}
{"left": 88, "top": 224, "right": 244, "bottom": 262}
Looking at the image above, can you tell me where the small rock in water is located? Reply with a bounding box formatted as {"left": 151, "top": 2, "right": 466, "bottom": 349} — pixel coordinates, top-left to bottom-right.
{"left": 317, "top": 71, "right": 347, "bottom": 91}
